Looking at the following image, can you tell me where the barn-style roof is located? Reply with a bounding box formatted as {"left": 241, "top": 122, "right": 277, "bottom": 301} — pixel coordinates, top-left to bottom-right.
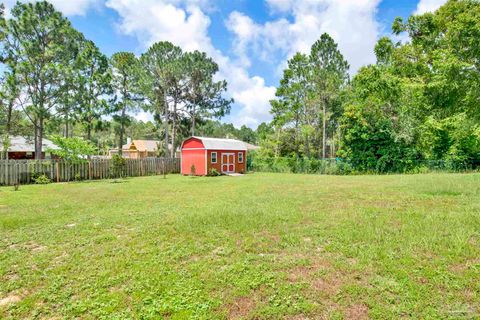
{"left": 0, "top": 136, "right": 59, "bottom": 152}
{"left": 191, "top": 136, "right": 248, "bottom": 150}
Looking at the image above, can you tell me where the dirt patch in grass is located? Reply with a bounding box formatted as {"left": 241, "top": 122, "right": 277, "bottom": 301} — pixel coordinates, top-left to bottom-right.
{"left": 284, "top": 314, "right": 312, "bottom": 320}
{"left": 344, "top": 304, "right": 369, "bottom": 320}
{"left": 450, "top": 258, "right": 480, "bottom": 274}
{"left": 3, "top": 272, "right": 20, "bottom": 282}
{"left": 0, "top": 293, "right": 22, "bottom": 306}
{"left": 312, "top": 277, "right": 342, "bottom": 296}
{"left": 257, "top": 231, "right": 281, "bottom": 243}
{"left": 227, "top": 296, "right": 255, "bottom": 319}
{"left": 286, "top": 254, "right": 333, "bottom": 279}
{"left": 286, "top": 252, "right": 373, "bottom": 318}
{"left": 14, "top": 241, "right": 47, "bottom": 253}
{"left": 288, "top": 265, "right": 312, "bottom": 282}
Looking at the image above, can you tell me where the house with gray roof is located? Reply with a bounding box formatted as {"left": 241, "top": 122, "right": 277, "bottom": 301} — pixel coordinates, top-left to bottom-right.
{"left": 0, "top": 136, "right": 59, "bottom": 160}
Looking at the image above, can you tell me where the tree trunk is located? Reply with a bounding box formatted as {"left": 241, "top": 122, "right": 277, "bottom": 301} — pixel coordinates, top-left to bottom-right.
{"left": 164, "top": 99, "right": 169, "bottom": 158}
{"left": 118, "top": 106, "right": 126, "bottom": 156}
{"left": 34, "top": 119, "right": 37, "bottom": 158}
{"left": 322, "top": 102, "right": 326, "bottom": 160}
{"left": 64, "top": 113, "right": 69, "bottom": 138}
{"left": 6, "top": 100, "right": 13, "bottom": 135}
{"left": 171, "top": 100, "right": 177, "bottom": 158}
{"left": 294, "top": 113, "right": 300, "bottom": 159}
{"left": 35, "top": 117, "right": 43, "bottom": 160}
{"left": 303, "top": 102, "right": 310, "bottom": 158}
{"left": 87, "top": 123, "right": 92, "bottom": 142}
{"left": 275, "top": 128, "right": 281, "bottom": 157}
{"left": 191, "top": 105, "right": 196, "bottom": 136}
{"left": 332, "top": 128, "right": 335, "bottom": 159}
{"left": 305, "top": 134, "right": 310, "bottom": 159}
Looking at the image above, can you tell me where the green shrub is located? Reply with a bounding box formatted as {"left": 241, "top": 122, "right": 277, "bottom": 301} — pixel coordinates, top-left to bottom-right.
{"left": 111, "top": 154, "right": 126, "bottom": 178}
{"left": 251, "top": 156, "right": 355, "bottom": 175}
{"left": 207, "top": 168, "right": 222, "bottom": 177}
{"left": 190, "top": 164, "right": 196, "bottom": 176}
{"left": 34, "top": 174, "right": 51, "bottom": 184}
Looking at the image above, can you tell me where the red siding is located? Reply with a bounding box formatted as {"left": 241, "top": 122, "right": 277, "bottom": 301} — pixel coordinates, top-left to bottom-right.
{"left": 181, "top": 149, "right": 206, "bottom": 175}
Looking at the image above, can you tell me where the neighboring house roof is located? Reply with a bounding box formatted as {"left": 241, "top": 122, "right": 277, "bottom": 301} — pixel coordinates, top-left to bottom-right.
{"left": 119, "top": 140, "right": 178, "bottom": 153}
{"left": 243, "top": 142, "right": 261, "bottom": 151}
{"left": 0, "top": 136, "right": 59, "bottom": 152}
{"left": 132, "top": 140, "right": 160, "bottom": 152}
{"left": 189, "top": 136, "right": 248, "bottom": 150}
{"left": 122, "top": 140, "right": 160, "bottom": 152}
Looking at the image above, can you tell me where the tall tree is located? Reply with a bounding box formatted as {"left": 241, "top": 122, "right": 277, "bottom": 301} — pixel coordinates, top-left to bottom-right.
{"left": 5, "top": 1, "right": 77, "bottom": 159}
{"left": 110, "top": 52, "right": 139, "bottom": 154}
{"left": 309, "top": 33, "right": 349, "bottom": 159}
{"left": 0, "top": 70, "right": 21, "bottom": 159}
{"left": 139, "top": 41, "right": 184, "bottom": 157}
{"left": 183, "top": 50, "right": 232, "bottom": 135}
{"left": 75, "top": 39, "right": 111, "bottom": 142}
{"left": 270, "top": 53, "right": 311, "bottom": 158}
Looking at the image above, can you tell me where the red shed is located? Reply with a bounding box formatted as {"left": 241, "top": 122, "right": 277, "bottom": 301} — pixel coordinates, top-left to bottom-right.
{"left": 181, "top": 136, "right": 247, "bottom": 175}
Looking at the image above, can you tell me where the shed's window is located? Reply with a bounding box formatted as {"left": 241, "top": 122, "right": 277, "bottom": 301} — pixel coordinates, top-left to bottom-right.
{"left": 238, "top": 152, "right": 244, "bottom": 163}
{"left": 211, "top": 152, "right": 217, "bottom": 163}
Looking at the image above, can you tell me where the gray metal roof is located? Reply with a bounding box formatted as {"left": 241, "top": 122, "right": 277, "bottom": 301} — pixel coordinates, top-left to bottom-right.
{"left": 0, "top": 136, "right": 59, "bottom": 152}
{"left": 192, "top": 136, "right": 248, "bottom": 150}
{"left": 243, "top": 142, "right": 261, "bottom": 151}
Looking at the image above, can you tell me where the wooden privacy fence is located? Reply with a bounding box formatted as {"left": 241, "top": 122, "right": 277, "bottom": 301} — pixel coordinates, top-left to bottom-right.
{"left": 0, "top": 158, "right": 180, "bottom": 186}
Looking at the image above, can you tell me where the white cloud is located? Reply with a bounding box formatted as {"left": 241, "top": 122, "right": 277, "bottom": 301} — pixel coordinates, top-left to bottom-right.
{"left": 105, "top": 0, "right": 212, "bottom": 51}
{"left": 49, "top": 0, "right": 102, "bottom": 16}
{"left": 229, "top": 76, "right": 276, "bottom": 128}
{"left": 415, "top": 0, "right": 447, "bottom": 14}
{"left": 225, "top": 11, "right": 259, "bottom": 67}
{"left": 3, "top": 0, "right": 102, "bottom": 16}
{"left": 228, "top": 0, "right": 382, "bottom": 74}
{"left": 106, "top": 0, "right": 276, "bottom": 128}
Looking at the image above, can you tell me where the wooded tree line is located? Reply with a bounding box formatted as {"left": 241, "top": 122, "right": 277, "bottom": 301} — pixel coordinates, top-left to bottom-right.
{"left": 261, "top": 0, "right": 480, "bottom": 172}
{"left": 0, "top": 1, "right": 232, "bottom": 159}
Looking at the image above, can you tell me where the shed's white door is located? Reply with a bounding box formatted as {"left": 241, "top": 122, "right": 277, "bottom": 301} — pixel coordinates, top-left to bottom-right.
{"left": 221, "top": 153, "right": 235, "bottom": 173}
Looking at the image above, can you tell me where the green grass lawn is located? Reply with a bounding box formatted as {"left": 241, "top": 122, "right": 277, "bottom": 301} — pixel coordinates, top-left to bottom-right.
{"left": 0, "top": 173, "right": 479, "bottom": 319}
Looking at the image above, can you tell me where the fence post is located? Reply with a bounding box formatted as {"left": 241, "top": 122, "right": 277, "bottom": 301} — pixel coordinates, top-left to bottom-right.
{"left": 6, "top": 158, "right": 9, "bottom": 186}
{"left": 55, "top": 161, "right": 59, "bottom": 183}
{"left": 163, "top": 158, "right": 166, "bottom": 179}
{"left": 88, "top": 160, "right": 92, "bottom": 180}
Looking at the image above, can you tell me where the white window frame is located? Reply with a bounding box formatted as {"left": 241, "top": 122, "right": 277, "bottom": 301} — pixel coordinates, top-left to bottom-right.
{"left": 211, "top": 152, "right": 217, "bottom": 164}
{"left": 238, "top": 151, "right": 244, "bottom": 163}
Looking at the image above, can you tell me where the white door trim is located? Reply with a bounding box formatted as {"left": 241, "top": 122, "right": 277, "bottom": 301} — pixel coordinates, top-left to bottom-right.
{"left": 221, "top": 152, "right": 235, "bottom": 173}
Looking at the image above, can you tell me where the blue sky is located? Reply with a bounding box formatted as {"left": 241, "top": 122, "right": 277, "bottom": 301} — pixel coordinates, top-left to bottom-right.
{"left": 5, "top": 0, "right": 447, "bottom": 128}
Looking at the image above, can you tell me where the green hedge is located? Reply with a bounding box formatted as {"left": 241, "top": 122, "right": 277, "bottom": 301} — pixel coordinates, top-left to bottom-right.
{"left": 248, "top": 156, "right": 480, "bottom": 175}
